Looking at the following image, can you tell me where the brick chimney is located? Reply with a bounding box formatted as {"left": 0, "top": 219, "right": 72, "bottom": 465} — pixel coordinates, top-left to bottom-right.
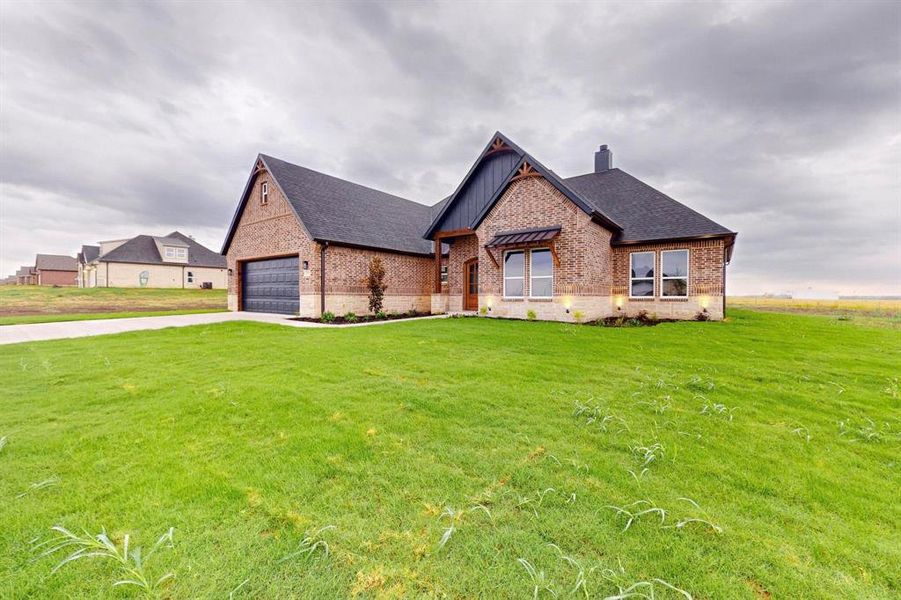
{"left": 594, "top": 144, "right": 612, "bottom": 173}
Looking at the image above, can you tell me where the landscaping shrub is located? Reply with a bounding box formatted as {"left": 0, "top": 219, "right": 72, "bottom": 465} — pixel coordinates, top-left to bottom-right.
{"left": 526, "top": 309, "right": 537, "bottom": 321}
{"left": 375, "top": 310, "right": 387, "bottom": 320}
{"left": 320, "top": 311, "right": 335, "bottom": 323}
{"left": 366, "top": 257, "right": 387, "bottom": 314}
{"left": 572, "top": 310, "right": 584, "bottom": 324}
{"left": 344, "top": 312, "right": 358, "bottom": 323}
{"left": 694, "top": 310, "right": 711, "bottom": 321}
{"left": 479, "top": 306, "right": 488, "bottom": 315}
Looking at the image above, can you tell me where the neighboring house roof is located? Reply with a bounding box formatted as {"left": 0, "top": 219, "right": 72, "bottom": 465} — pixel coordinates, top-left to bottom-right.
{"left": 78, "top": 245, "right": 100, "bottom": 265}
{"left": 223, "top": 155, "right": 436, "bottom": 256}
{"left": 16, "top": 266, "right": 35, "bottom": 277}
{"left": 100, "top": 232, "right": 226, "bottom": 268}
{"left": 563, "top": 169, "right": 734, "bottom": 244}
{"left": 35, "top": 254, "right": 77, "bottom": 271}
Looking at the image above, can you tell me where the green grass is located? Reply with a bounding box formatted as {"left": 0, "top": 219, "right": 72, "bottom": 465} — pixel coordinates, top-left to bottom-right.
{"left": 0, "top": 310, "right": 898, "bottom": 598}
{"left": 0, "top": 286, "right": 226, "bottom": 319}
{"left": 0, "top": 309, "right": 227, "bottom": 326}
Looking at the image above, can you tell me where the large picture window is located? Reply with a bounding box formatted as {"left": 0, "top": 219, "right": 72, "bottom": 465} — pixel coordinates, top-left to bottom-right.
{"left": 630, "top": 252, "right": 655, "bottom": 297}
{"left": 503, "top": 250, "right": 524, "bottom": 297}
{"left": 530, "top": 249, "right": 553, "bottom": 298}
{"left": 661, "top": 250, "right": 689, "bottom": 297}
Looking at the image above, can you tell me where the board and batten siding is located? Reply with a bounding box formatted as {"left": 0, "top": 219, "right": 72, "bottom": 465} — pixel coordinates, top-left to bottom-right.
{"left": 433, "top": 152, "right": 520, "bottom": 232}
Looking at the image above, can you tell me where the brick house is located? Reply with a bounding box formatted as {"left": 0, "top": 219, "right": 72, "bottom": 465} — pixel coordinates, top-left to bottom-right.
{"left": 15, "top": 265, "right": 36, "bottom": 286}
{"left": 34, "top": 254, "right": 77, "bottom": 286}
{"left": 222, "top": 132, "right": 736, "bottom": 321}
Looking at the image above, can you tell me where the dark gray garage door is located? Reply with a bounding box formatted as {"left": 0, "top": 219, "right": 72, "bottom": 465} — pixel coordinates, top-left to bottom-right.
{"left": 242, "top": 257, "right": 300, "bottom": 314}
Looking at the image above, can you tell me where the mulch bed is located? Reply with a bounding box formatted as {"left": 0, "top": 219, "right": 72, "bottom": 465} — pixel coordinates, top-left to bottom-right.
{"left": 290, "top": 311, "right": 432, "bottom": 325}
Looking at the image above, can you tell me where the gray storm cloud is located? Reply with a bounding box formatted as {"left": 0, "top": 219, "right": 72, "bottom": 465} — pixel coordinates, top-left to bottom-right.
{"left": 1, "top": 0, "right": 898, "bottom": 294}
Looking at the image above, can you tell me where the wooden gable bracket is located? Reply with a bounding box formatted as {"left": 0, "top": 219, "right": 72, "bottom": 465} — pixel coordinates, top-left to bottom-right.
{"left": 483, "top": 245, "right": 499, "bottom": 268}
{"left": 510, "top": 161, "right": 541, "bottom": 183}
{"left": 253, "top": 159, "right": 267, "bottom": 175}
{"left": 549, "top": 239, "right": 561, "bottom": 268}
{"left": 485, "top": 137, "right": 513, "bottom": 157}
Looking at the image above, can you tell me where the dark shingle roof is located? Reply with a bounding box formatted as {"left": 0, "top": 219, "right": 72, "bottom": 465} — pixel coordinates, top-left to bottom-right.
{"left": 16, "top": 266, "right": 35, "bottom": 277}
{"left": 100, "top": 232, "right": 225, "bottom": 268}
{"left": 35, "top": 254, "right": 77, "bottom": 271}
{"left": 79, "top": 245, "right": 100, "bottom": 264}
{"left": 564, "top": 169, "right": 734, "bottom": 243}
{"left": 261, "top": 155, "right": 435, "bottom": 255}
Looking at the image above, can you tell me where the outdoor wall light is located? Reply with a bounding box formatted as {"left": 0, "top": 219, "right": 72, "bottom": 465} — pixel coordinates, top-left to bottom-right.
{"left": 486, "top": 296, "right": 494, "bottom": 308}
{"left": 699, "top": 295, "right": 710, "bottom": 310}
{"left": 228, "top": 268, "right": 233, "bottom": 276}
{"left": 562, "top": 296, "right": 573, "bottom": 310}
{"left": 615, "top": 295, "right": 624, "bottom": 310}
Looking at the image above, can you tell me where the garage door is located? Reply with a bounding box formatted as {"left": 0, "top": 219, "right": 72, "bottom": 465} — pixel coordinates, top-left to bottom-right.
{"left": 242, "top": 257, "right": 300, "bottom": 314}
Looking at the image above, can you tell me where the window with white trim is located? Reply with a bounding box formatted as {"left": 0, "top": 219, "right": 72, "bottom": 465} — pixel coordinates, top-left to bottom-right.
{"left": 164, "top": 247, "right": 187, "bottom": 260}
{"left": 261, "top": 181, "right": 269, "bottom": 205}
{"left": 503, "top": 250, "right": 524, "bottom": 297}
{"left": 661, "top": 249, "right": 689, "bottom": 297}
{"left": 440, "top": 265, "right": 448, "bottom": 284}
{"left": 629, "top": 251, "right": 655, "bottom": 297}
{"left": 530, "top": 248, "right": 553, "bottom": 298}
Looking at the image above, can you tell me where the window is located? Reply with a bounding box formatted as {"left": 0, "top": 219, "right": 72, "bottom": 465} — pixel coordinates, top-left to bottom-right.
{"left": 661, "top": 249, "right": 689, "bottom": 297}
{"left": 530, "top": 249, "right": 553, "bottom": 298}
{"left": 186, "top": 271, "right": 194, "bottom": 283}
{"left": 440, "top": 264, "right": 448, "bottom": 284}
{"left": 261, "top": 181, "right": 269, "bottom": 205}
{"left": 503, "top": 250, "right": 524, "bottom": 297}
{"left": 630, "top": 252, "right": 655, "bottom": 297}
{"left": 165, "top": 247, "right": 187, "bottom": 260}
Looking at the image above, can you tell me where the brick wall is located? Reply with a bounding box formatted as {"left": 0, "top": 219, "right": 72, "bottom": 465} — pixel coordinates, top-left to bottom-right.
{"left": 611, "top": 238, "right": 726, "bottom": 319}
{"left": 477, "top": 177, "right": 613, "bottom": 298}
{"left": 225, "top": 168, "right": 434, "bottom": 316}
{"left": 322, "top": 244, "right": 434, "bottom": 314}
{"left": 38, "top": 270, "right": 77, "bottom": 286}
{"left": 225, "top": 170, "right": 319, "bottom": 312}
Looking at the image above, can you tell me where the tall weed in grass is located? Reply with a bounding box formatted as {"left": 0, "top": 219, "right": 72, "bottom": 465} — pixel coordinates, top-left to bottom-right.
{"left": 437, "top": 505, "right": 492, "bottom": 550}
{"left": 279, "top": 525, "right": 335, "bottom": 562}
{"left": 33, "top": 525, "right": 175, "bottom": 597}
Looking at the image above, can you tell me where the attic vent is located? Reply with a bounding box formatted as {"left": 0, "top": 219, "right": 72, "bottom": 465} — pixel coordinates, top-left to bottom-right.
{"left": 594, "top": 144, "right": 612, "bottom": 173}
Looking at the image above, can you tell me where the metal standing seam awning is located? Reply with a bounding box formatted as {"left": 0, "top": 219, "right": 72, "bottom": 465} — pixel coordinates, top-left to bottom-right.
{"left": 484, "top": 225, "right": 562, "bottom": 267}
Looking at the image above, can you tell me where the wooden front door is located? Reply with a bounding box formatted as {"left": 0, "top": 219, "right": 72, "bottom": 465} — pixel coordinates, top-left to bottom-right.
{"left": 464, "top": 259, "right": 479, "bottom": 311}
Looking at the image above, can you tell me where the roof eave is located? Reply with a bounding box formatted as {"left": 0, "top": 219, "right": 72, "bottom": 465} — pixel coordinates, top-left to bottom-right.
{"left": 313, "top": 237, "right": 434, "bottom": 258}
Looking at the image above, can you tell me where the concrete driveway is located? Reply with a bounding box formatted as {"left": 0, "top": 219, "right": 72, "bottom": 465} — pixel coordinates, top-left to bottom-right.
{"left": 0, "top": 311, "right": 446, "bottom": 345}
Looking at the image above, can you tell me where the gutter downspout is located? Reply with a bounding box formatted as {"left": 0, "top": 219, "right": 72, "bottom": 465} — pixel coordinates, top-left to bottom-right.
{"left": 320, "top": 241, "right": 329, "bottom": 315}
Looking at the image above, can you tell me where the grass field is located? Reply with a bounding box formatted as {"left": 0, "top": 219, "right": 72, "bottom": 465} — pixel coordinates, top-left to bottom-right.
{"left": 728, "top": 296, "right": 901, "bottom": 323}
{"left": 0, "top": 287, "right": 227, "bottom": 324}
{"left": 0, "top": 310, "right": 898, "bottom": 598}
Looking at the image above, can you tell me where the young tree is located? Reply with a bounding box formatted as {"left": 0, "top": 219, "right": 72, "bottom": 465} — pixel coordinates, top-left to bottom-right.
{"left": 367, "top": 256, "right": 387, "bottom": 314}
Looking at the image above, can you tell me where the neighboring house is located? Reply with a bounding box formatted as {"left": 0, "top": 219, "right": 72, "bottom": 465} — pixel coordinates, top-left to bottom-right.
{"left": 76, "top": 245, "right": 100, "bottom": 288}
{"left": 222, "top": 132, "right": 736, "bottom": 321}
{"left": 34, "top": 254, "right": 77, "bottom": 286}
{"left": 88, "top": 231, "right": 227, "bottom": 289}
{"left": 15, "top": 266, "right": 36, "bottom": 285}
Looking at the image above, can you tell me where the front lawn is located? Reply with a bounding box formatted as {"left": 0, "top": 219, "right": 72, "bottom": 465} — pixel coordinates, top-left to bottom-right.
{"left": 0, "top": 286, "right": 227, "bottom": 322}
{"left": 0, "top": 311, "right": 898, "bottom": 598}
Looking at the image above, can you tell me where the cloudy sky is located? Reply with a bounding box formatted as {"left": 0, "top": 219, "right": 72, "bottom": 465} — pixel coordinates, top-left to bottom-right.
{"left": 1, "top": 0, "right": 898, "bottom": 295}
